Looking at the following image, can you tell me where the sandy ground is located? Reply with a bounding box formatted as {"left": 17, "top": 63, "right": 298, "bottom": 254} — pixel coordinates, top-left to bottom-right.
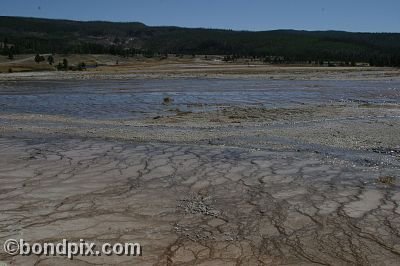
{"left": 0, "top": 66, "right": 400, "bottom": 265}
{"left": 1, "top": 54, "right": 400, "bottom": 81}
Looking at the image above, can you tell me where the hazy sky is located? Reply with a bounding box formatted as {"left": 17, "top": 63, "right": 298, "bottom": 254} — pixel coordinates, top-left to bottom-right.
{"left": 1, "top": 0, "right": 399, "bottom": 32}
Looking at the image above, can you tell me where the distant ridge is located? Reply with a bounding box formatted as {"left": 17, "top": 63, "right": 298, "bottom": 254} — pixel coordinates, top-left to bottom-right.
{"left": 1, "top": 16, "right": 400, "bottom": 66}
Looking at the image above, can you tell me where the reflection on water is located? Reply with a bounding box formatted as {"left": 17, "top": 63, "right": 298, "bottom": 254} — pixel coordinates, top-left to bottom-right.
{"left": 0, "top": 79, "right": 399, "bottom": 119}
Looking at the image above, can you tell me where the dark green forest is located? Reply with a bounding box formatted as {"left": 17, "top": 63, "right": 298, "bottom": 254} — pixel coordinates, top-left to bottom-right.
{"left": 1, "top": 16, "right": 400, "bottom": 66}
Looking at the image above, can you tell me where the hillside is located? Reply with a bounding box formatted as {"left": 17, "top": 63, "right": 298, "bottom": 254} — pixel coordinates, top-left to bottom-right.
{"left": 1, "top": 16, "right": 400, "bottom": 66}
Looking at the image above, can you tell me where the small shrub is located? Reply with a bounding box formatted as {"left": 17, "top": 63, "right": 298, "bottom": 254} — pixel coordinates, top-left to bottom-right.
{"left": 78, "top": 62, "right": 86, "bottom": 71}
{"left": 56, "top": 62, "right": 63, "bottom": 71}
{"left": 378, "top": 176, "right": 396, "bottom": 185}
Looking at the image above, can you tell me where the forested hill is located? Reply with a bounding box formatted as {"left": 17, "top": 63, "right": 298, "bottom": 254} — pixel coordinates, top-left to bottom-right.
{"left": 1, "top": 16, "right": 400, "bottom": 66}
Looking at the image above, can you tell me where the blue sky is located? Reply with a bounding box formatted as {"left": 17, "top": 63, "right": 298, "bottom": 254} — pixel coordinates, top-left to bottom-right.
{"left": 1, "top": 0, "right": 399, "bottom": 32}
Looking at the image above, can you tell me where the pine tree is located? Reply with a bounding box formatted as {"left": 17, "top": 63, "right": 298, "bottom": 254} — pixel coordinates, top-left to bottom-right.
{"left": 47, "top": 55, "right": 54, "bottom": 65}
{"left": 8, "top": 47, "right": 14, "bottom": 60}
{"left": 35, "top": 54, "right": 41, "bottom": 63}
{"left": 62, "top": 58, "right": 68, "bottom": 70}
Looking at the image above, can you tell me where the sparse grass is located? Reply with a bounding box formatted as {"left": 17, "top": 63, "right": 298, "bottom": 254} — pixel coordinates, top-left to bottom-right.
{"left": 360, "top": 103, "right": 400, "bottom": 109}
{"left": 377, "top": 176, "right": 396, "bottom": 185}
{"left": 0, "top": 62, "right": 55, "bottom": 73}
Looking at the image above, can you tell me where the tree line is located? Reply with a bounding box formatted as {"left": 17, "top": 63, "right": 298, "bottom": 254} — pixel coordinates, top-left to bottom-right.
{"left": 1, "top": 16, "right": 400, "bottom": 67}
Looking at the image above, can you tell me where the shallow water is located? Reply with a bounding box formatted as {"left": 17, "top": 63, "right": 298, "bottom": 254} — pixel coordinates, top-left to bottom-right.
{"left": 0, "top": 79, "right": 399, "bottom": 119}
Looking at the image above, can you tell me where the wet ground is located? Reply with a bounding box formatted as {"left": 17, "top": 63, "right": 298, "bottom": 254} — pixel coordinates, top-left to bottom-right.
{"left": 0, "top": 77, "right": 400, "bottom": 265}
{"left": 0, "top": 79, "right": 399, "bottom": 119}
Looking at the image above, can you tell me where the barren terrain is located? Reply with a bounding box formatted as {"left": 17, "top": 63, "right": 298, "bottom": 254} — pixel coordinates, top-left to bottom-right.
{"left": 0, "top": 65, "right": 399, "bottom": 265}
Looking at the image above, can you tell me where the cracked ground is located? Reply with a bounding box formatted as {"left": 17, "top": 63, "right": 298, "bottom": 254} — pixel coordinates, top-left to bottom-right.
{"left": 0, "top": 77, "right": 399, "bottom": 265}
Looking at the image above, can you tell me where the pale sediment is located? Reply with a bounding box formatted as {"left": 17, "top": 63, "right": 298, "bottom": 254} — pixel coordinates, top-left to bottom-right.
{"left": 0, "top": 74, "right": 399, "bottom": 265}
{"left": 0, "top": 138, "right": 399, "bottom": 265}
